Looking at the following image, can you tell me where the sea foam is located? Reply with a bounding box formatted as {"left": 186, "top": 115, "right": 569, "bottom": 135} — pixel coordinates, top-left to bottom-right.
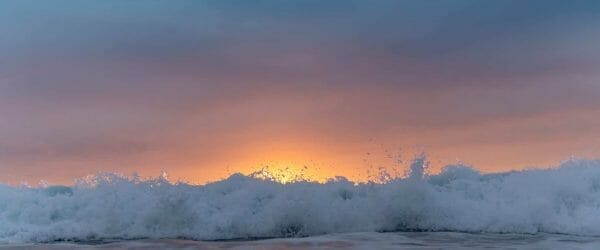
{"left": 2, "top": 157, "right": 600, "bottom": 243}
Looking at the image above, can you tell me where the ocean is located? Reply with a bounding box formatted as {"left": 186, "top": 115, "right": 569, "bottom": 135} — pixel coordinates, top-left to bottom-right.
{"left": 2, "top": 232, "right": 600, "bottom": 249}
{"left": 2, "top": 157, "right": 600, "bottom": 248}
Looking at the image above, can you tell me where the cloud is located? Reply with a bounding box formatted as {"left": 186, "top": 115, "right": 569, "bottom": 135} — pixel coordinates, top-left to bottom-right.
{"left": 1, "top": 0, "right": 600, "bottom": 183}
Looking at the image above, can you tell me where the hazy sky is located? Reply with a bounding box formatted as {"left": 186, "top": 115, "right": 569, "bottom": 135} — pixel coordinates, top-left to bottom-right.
{"left": 2, "top": 0, "right": 600, "bottom": 184}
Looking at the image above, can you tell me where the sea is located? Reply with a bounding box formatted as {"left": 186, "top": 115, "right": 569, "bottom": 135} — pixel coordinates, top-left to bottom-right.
{"left": 2, "top": 157, "right": 600, "bottom": 249}
{"left": 2, "top": 232, "right": 600, "bottom": 249}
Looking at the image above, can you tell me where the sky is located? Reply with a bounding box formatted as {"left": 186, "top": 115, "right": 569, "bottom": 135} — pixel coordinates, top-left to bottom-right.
{"left": 1, "top": 0, "right": 600, "bottom": 185}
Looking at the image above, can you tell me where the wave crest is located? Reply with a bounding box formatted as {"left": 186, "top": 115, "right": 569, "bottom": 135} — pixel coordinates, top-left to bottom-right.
{"left": 2, "top": 157, "right": 600, "bottom": 243}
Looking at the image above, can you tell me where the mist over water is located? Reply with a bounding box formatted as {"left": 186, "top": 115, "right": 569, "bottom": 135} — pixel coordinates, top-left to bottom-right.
{"left": 2, "top": 156, "right": 600, "bottom": 243}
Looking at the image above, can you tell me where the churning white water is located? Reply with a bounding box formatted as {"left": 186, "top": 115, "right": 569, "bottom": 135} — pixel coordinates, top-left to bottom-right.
{"left": 2, "top": 156, "right": 600, "bottom": 244}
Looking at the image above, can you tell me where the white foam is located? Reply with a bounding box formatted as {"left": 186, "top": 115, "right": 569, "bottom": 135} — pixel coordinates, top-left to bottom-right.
{"left": 2, "top": 157, "right": 600, "bottom": 243}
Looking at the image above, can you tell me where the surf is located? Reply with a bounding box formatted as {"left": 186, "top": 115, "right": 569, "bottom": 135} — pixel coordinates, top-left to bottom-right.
{"left": 2, "top": 156, "right": 600, "bottom": 243}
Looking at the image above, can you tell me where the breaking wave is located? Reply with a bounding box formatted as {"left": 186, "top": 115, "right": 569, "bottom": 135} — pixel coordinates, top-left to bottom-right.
{"left": 3, "top": 157, "right": 600, "bottom": 243}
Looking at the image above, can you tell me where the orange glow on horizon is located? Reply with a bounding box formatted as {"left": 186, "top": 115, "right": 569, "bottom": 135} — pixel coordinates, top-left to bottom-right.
{"left": 4, "top": 108, "right": 600, "bottom": 187}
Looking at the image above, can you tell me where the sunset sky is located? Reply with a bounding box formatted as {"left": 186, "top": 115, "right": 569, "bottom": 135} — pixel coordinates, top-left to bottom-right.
{"left": 2, "top": 0, "right": 600, "bottom": 185}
